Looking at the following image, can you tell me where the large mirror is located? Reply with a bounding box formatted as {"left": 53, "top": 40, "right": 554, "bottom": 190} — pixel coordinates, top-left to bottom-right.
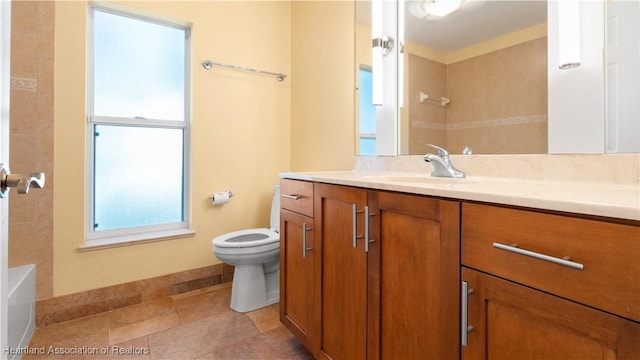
{"left": 355, "top": 0, "right": 640, "bottom": 155}
{"left": 400, "top": 1, "right": 547, "bottom": 155}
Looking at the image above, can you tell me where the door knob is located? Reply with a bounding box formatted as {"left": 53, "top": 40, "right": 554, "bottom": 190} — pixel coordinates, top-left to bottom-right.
{"left": 0, "top": 163, "right": 45, "bottom": 198}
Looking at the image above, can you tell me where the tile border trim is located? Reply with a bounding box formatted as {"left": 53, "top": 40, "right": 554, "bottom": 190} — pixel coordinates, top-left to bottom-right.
{"left": 10, "top": 76, "right": 38, "bottom": 92}
{"left": 412, "top": 114, "right": 547, "bottom": 130}
{"left": 35, "top": 263, "right": 234, "bottom": 328}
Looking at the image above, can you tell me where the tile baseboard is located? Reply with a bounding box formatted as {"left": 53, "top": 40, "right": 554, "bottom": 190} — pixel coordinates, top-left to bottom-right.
{"left": 36, "top": 264, "right": 234, "bottom": 328}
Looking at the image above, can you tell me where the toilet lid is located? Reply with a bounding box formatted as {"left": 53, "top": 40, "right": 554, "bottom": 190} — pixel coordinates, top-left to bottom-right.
{"left": 212, "top": 228, "right": 279, "bottom": 248}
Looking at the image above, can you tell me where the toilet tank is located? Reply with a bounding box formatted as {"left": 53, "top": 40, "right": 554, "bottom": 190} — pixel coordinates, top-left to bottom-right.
{"left": 270, "top": 185, "right": 280, "bottom": 232}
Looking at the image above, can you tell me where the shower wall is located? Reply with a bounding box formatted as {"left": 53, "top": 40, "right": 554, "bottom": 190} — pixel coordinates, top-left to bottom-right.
{"left": 446, "top": 37, "right": 548, "bottom": 153}
{"left": 407, "top": 37, "right": 548, "bottom": 154}
{"left": 9, "top": 0, "right": 54, "bottom": 300}
{"left": 407, "top": 54, "right": 447, "bottom": 154}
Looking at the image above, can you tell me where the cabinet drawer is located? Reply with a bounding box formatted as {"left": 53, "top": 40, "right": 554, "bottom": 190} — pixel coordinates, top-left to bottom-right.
{"left": 280, "top": 179, "right": 313, "bottom": 217}
{"left": 462, "top": 202, "right": 640, "bottom": 322}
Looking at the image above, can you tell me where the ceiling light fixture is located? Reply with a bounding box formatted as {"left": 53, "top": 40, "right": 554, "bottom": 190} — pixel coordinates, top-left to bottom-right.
{"left": 424, "top": 0, "right": 462, "bottom": 17}
{"left": 409, "top": 0, "right": 462, "bottom": 19}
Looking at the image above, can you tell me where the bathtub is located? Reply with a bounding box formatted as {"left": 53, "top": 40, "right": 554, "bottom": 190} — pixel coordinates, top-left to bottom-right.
{"left": 7, "top": 264, "right": 35, "bottom": 360}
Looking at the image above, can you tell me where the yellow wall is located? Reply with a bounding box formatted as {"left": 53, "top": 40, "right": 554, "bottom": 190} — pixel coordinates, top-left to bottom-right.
{"left": 54, "top": 1, "right": 292, "bottom": 296}
{"left": 290, "top": 1, "right": 355, "bottom": 171}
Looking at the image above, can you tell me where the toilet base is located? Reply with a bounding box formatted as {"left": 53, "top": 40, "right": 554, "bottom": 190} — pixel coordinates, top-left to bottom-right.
{"left": 230, "top": 264, "right": 279, "bottom": 313}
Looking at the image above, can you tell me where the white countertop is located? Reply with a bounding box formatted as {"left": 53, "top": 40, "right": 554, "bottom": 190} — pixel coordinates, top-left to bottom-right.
{"left": 280, "top": 170, "right": 640, "bottom": 221}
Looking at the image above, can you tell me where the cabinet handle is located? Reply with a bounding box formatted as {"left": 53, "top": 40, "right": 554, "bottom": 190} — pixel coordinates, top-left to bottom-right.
{"left": 492, "top": 242, "right": 585, "bottom": 271}
{"left": 282, "top": 194, "right": 302, "bottom": 200}
{"left": 461, "top": 281, "right": 475, "bottom": 346}
{"left": 302, "top": 223, "right": 312, "bottom": 258}
{"left": 352, "top": 204, "right": 364, "bottom": 248}
{"left": 364, "top": 206, "right": 370, "bottom": 253}
{"left": 353, "top": 204, "right": 357, "bottom": 247}
{"left": 363, "top": 206, "right": 377, "bottom": 253}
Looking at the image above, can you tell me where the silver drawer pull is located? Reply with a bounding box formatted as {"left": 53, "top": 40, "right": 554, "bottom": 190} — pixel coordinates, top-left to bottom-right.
{"left": 492, "top": 242, "right": 584, "bottom": 271}
{"left": 282, "top": 194, "right": 302, "bottom": 200}
{"left": 461, "top": 281, "right": 475, "bottom": 346}
{"left": 352, "top": 204, "right": 363, "bottom": 248}
{"left": 302, "top": 223, "right": 312, "bottom": 258}
{"left": 364, "top": 206, "right": 370, "bottom": 253}
{"left": 353, "top": 204, "right": 357, "bottom": 247}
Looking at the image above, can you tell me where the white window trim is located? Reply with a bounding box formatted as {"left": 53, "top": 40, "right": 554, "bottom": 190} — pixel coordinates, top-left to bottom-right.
{"left": 84, "top": 4, "right": 192, "bottom": 248}
{"left": 79, "top": 228, "right": 196, "bottom": 252}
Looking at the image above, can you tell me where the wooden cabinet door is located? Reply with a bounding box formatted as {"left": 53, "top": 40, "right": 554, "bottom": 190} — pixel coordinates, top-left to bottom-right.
{"left": 462, "top": 267, "right": 640, "bottom": 359}
{"left": 279, "top": 209, "right": 314, "bottom": 349}
{"left": 367, "top": 191, "right": 460, "bottom": 360}
{"left": 314, "top": 183, "right": 367, "bottom": 360}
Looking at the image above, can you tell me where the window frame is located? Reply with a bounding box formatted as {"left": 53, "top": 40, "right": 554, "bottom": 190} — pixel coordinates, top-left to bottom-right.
{"left": 84, "top": 4, "right": 192, "bottom": 247}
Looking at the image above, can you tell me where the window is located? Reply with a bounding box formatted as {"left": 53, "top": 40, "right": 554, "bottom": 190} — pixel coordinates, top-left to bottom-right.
{"left": 359, "top": 67, "right": 377, "bottom": 155}
{"left": 86, "top": 5, "right": 191, "bottom": 245}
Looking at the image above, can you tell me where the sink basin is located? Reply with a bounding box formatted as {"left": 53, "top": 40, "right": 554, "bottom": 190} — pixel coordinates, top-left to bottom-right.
{"left": 361, "top": 175, "right": 471, "bottom": 185}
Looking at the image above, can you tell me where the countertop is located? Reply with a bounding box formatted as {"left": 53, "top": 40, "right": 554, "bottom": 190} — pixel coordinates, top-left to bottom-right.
{"left": 280, "top": 170, "right": 640, "bottom": 221}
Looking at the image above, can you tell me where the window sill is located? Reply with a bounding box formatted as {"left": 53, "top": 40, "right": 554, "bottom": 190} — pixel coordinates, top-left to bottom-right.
{"left": 78, "top": 228, "right": 196, "bottom": 252}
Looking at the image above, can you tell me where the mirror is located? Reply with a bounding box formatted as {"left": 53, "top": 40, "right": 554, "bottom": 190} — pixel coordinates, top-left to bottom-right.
{"left": 355, "top": 0, "right": 640, "bottom": 155}
{"left": 400, "top": 1, "right": 548, "bottom": 155}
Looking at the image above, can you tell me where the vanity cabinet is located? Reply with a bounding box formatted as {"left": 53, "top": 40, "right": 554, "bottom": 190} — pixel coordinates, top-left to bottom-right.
{"left": 281, "top": 179, "right": 640, "bottom": 359}
{"left": 279, "top": 179, "right": 315, "bottom": 349}
{"left": 312, "top": 183, "right": 460, "bottom": 359}
{"left": 461, "top": 202, "right": 640, "bottom": 358}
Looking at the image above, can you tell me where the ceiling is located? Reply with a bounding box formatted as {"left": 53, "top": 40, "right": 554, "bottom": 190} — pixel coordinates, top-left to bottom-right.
{"left": 356, "top": 0, "right": 548, "bottom": 53}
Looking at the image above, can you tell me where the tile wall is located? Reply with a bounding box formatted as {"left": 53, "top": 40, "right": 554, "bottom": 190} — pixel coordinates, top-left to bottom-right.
{"left": 9, "top": 0, "right": 55, "bottom": 300}
{"left": 408, "top": 37, "right": 548, "bottom": 154}
{"left": 407, "top": 53, "right": 447, "bottom": 154}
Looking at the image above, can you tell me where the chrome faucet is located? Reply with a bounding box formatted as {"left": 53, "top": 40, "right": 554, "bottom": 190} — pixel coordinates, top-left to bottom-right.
{"left": 424, "top": 144, "right": 465, "bottom": 178}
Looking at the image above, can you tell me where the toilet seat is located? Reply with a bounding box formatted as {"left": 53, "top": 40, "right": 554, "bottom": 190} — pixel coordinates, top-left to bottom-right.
{"left": 212, "top": 228, "right": 279, "bottom": 255}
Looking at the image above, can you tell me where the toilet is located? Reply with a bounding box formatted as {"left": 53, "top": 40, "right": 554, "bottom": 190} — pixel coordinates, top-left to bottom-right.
{"left": 212, "top": 185, "right": 280, "bottom": 312}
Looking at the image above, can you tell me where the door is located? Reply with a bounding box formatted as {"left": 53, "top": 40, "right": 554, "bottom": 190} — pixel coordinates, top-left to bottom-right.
{"left": 314, "top": 183, "right": 367, "bottom": 359}
{"left": 1, "top": 0, "right": 12, "bottom": 351}
{"left": 367, "top": 191, "right": 460, "bottom": 359}
{"left": 279, "top": 209, "right": 314, "bottom": 349}
{"left": 1, "top": 4, "right": 45, "bottom": 352}
{"left": 606, "top": 0, "right": 640, "bottom": 152}
{"left": 462, "top": 267, "right": 640, "bottom": 359}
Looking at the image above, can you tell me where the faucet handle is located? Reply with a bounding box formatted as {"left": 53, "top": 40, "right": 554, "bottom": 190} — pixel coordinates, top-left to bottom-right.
{"left": 426, "top": 144, "right": 449, "bottom": 157}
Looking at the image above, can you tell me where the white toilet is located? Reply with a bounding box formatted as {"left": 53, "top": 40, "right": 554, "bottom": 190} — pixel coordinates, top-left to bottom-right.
{"left": 212, "top": 185, "right": 280, "bottom": 312}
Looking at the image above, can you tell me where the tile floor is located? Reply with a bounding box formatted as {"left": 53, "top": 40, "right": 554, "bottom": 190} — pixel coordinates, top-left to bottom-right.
{"left": 23, "top": 284, "right": 314, "bottom": 360}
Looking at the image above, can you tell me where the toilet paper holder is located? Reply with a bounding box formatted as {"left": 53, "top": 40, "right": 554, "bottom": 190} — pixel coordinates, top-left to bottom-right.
{"left": 210, "top": 190, "right": 234, "bottom": 206}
